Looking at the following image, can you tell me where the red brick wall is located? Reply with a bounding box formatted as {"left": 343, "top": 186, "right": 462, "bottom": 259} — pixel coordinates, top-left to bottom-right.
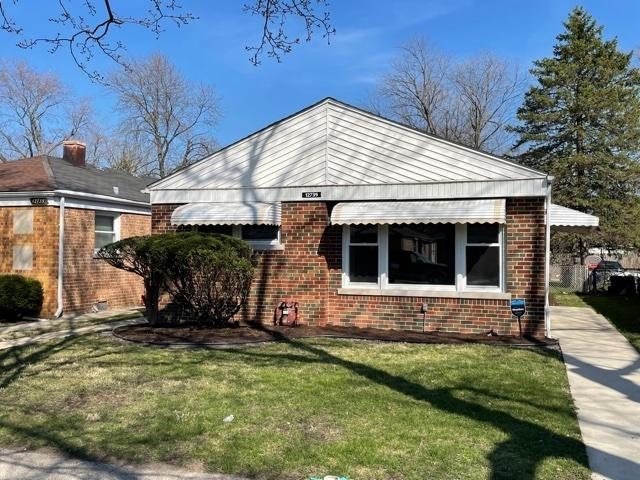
{"left": 62, "top": 208, "right": 150, "bottom": 313}
{"left": 151, "top": 198, "right": 547, "bottom": 337}
{"left": 0, "top": 206, "right": 60, "bottom": 317}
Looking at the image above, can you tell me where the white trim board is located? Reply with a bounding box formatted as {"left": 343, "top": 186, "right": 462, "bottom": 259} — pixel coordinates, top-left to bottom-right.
{"left": 0, "top": 192, "right": 150, "bottom": 215}
{"left": 151, "top": 178, "right": 549, "bottom": 204}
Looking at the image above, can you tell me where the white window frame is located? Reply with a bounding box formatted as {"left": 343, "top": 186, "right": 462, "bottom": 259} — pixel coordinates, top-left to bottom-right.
{"left": 460, "top": 224, "right": 504, "bottom": 292}
{"left": 342, "top": 225, "right": 381, "bottom": 289}
{"left": 342, "top": 223, "right": 504, "bottom": 293}
{"left": 94, "top": 212, "right": 120, "bottom": 254}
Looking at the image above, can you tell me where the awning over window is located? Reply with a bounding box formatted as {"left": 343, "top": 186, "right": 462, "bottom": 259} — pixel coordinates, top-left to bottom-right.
{"left": 330, "top": 199, "right": 506, "bottom": 225}
{"left": 550, "top": 204, "right": 599, "bottom": 230}
{"left": 171, "top": 202, "right": 281, "bottom": 226}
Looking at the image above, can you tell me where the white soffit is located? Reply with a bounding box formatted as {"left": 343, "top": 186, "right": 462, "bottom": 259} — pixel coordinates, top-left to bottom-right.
{"left": 331, "top": 199, "right": 506, "bottom": 225}
{"left": 171, "top": 202, "right": 281, "bottom": 226}
{"left": 149, "top": 98, "right": 547, "bottom": 194}
{"left": 550, "top": 204, "right": 599, "bottom": 228}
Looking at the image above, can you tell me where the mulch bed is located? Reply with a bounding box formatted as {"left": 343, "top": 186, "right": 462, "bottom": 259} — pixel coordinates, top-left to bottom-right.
{"left": 113, "top": 323, "right": 558, "bottom": 348}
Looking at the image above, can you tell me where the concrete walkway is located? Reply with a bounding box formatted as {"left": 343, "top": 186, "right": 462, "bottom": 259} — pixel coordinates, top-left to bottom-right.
{"left": 0, "top": 448, "right": 246, "bottom": 480}
{"left": 552, "top": 306, "right": 640, "bottom": 480}
{"left": 0, "top": 316, "right": 145, "bottom": 350}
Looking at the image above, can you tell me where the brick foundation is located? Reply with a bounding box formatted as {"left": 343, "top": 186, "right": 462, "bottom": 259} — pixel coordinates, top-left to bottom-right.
{"left": 151, "top": 198, "right": 547, "bottom": 337}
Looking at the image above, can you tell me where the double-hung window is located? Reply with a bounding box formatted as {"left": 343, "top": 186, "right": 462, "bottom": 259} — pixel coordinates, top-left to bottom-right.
{"left": 342, "top": 223, "right": 504, "bottom": 293}
{"left": 343, "top": 225, "right": 379, "bottom": 286}
{"left": 94, "top": 213, "right": 120, "bottom": 251}
{"left": 464, "top": 224, "right": 502, "bottom": 289}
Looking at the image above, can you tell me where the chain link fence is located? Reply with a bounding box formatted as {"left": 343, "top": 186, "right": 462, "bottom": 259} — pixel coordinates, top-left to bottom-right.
{"left": 550, "top": 263, "right": 640, "bottom": 294}
{"left": 550, "top": 264, "right": 590, "bottom": 294}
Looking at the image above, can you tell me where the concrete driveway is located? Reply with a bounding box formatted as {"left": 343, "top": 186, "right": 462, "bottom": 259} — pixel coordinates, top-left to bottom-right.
{"left": 552, "top": 306, "right": 640, "bottom": 480}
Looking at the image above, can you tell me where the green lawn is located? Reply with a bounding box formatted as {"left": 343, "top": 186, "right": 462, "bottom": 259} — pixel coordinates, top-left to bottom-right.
{"left": 0, "top": 335, "right": 589, "bottom": 480}
{"left": 551, "top": 292, "right": 640, "bottom": 352}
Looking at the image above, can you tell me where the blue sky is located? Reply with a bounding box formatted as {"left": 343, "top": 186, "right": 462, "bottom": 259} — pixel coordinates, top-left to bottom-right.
{"left": 1, "top": 1, "right": 639, "bottom": 146}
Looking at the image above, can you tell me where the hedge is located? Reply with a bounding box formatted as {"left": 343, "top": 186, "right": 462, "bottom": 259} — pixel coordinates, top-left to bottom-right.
{"left": 0, "top": 275, "right": 44, "bottom": 322}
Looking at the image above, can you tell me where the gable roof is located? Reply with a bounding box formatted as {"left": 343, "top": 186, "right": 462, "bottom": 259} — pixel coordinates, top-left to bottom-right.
{"left": 0, "top": 156, "right": 150, "bottom": 204}
{"left": 149, "top": 98, "right": 546, "bottom": 194}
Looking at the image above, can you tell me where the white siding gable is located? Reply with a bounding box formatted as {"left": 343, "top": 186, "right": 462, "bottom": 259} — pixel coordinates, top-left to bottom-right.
{"left": 149, "top": 98, "right": 548, "bottom": 201}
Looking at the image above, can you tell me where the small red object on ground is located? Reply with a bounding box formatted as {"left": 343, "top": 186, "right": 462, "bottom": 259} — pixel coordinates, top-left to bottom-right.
{"left": 274, "top": 301, "right": 299, "bottom": 326}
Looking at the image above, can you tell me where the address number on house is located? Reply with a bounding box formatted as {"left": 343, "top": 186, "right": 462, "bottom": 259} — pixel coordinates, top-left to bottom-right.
{"left": 30, "top": 197, "right": 48, "bottom": 206}
{"left": 301, "top": 191, "right": 322, "bottom": 199}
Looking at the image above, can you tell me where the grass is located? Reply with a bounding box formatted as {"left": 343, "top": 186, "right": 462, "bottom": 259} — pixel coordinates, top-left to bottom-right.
{"left": 0, "top": 310, "right": 143, "bottom": 342}
{"left": 0, "top": 334, "right": 589, "bottom": 479}
{"left": 551, "top": 291, "right": 640, "bottom": 352}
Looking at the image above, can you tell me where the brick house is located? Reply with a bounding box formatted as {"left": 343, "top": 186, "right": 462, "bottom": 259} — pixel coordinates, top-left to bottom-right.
{"left": 0, "top": 141, "right": 151, "bottom": 317}
{"left": 147, "top": 98, "right": 597, "bottom": 337}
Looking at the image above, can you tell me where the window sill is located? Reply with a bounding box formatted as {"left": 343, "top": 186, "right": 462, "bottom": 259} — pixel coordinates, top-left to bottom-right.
{"left": 252, "top": 244, "right": 285, "bottom": 251}
{"left": 337, "top": 287, "right": 512, "bottom": 300}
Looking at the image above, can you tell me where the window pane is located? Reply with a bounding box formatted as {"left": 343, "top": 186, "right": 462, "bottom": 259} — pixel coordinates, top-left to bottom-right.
{"left": 388, "top": 224, "right": 455, "bottom": 285}
{"left": 349, "top": 245, "right": 378, "bottom": 283}
{"left": 466, "top": 246, "right": 500, "bottom": 286}
{"left": 242, "top": 225, "right": 279, "bottom": 241}
{"left": 197, "top": 225, "right": 233, "bottom": 235}
{"left": 95, "top": 232, "right": 115, "bottom": 249}
{"left": 350, "top": 225, "right": 377, "bottom": 244}
{"left": 95, "top": 215, "right": 114, "bottom": 231}
{"left": 467, "top": 223, "right": 499, "bottom": 244}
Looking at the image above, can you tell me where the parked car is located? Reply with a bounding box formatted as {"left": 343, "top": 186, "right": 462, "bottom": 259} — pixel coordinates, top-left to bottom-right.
{"left": 590, "top": 260, "right": 640, "bottom": 292}
{"left": 592, "top": 260, "right": 624, "bottom": 274}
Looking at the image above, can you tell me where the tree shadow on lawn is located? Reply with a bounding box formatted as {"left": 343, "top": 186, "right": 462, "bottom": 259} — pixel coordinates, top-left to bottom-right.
{"left": 0, "top": 336, "right": 131, "bottom": 467}
{"left": 240, "top": 325, "right": 597, "bottom": 480}
{"left": 0, "top": 328, "right": 629, "bottom": 479}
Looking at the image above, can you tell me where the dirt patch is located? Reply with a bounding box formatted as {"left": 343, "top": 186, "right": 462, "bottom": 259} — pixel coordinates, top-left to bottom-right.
{"left": 113, "top": 323, "right": 558, "bottom": 348}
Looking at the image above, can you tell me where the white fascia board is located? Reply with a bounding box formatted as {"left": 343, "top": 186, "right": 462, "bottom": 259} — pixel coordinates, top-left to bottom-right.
{"left": 0, "top": 191, "right": 150, "bottom": 215}
{"left": 150, "top": 177, "right": 549, "bottom": 204}
{"left": 53, "top": 190, "right": 150, "bottom": 207}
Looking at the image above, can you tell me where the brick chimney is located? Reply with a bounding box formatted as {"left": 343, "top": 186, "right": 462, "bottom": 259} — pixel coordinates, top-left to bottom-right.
{"left": 62, "top": 140, "right": 86, "bottom": 167}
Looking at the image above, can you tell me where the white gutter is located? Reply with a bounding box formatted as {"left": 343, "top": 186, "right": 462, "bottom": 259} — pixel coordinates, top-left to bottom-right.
{"left": 54, "top": 196, "right": 65, "bottom": 318}
{"left": 53, "top": 190, "right": 150, "bottom": 207}
{"left": 0, "top": 189, "right": 149, "bottom": 207}
{"left": 544, "top": 177, "right": 554, "bottom": 337}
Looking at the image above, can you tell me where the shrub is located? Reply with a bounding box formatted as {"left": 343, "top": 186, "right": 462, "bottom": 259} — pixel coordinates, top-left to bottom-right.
{"left": 97, "top": 232, "right": 257, "bottom": 327}
{"left": 160, "top": 232, "right": 257, "bottom": 326}
{"left": 0, "top": 275, "right": 44, "bottom": 321}
{"left": 96, "top": 235, "right": 167, "bottom": 326}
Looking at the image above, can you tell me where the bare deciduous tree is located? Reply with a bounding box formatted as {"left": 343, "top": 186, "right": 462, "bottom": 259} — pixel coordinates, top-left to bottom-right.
{"left": 373, "top": 38, "right": 524, "bottom": 154}
{"left": 0, "top": 1, "right": 334, "bottom": 79}
{"left": 244, "top": 0, "right": 335, "bottom": 65}
{"left": 0, "top": 61, "right": 91, "bottom": 162}
{"left": 108, "top": 54, "right": 219, "bottom": 177}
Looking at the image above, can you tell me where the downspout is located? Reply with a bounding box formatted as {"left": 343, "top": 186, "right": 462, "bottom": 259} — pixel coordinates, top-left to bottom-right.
{"left": 544, "top": 177, "right": 554, "bottom": 337}
{"left": 54, "top": 196, "right": 65, "bottom": 318}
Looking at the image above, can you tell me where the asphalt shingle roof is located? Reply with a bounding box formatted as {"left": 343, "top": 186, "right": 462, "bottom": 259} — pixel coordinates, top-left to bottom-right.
{"left": 0, "top": 156, "right": 151, "bottom": 204}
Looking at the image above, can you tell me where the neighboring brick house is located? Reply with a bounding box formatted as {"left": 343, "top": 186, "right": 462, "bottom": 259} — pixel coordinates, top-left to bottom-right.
{"left": 0, "top": 141, "right": 151, "bottom": 317}
{"left": 148, "top": 98, "right": 597, "bottom": 337}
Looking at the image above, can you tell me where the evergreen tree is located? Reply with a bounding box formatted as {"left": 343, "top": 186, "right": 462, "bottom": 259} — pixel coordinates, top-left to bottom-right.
{"left": 513, "top": 7, "right": 640, "bottom": 258}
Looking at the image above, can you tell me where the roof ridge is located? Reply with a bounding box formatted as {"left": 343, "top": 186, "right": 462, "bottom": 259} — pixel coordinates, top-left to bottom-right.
{"left": 40, "top": 156, "right": 58, "bottom": 190}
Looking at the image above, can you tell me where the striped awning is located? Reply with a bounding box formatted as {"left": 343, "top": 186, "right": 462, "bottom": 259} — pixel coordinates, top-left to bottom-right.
{"left": 171, "top": 202, "right": 281, "bottom": 226}
{"left": 550, "top": 204, "right": 599, "bottom": 230}
{"left": 330, "top": 199, "right": 506, "bottom": 225}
